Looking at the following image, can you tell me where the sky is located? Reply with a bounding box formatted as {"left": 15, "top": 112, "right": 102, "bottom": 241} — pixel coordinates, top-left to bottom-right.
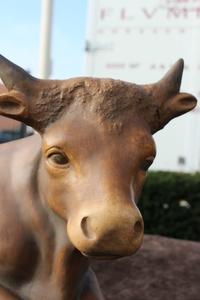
{"left": 0, "top": 0, "right": 88, "bottom": 79}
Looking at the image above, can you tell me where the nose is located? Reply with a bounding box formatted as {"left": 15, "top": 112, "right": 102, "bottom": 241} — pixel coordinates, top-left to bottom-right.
{"left": 133, "top": 219, "right": 144, "bottom": 237}
{"left": 68, "top": 205, "right": 144, "bottom": 258}
{"left": 81, "top": 216, "right": 97, "bottom": 240}
{"left": 81, "top": 213, "right": 143, "bottom": 242}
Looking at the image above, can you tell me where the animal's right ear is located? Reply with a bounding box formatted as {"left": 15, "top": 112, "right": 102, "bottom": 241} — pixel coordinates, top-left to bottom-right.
{"left": 0, "top": 54, "right": 59, "bottom": 133}
{"left": 0, "top": 54, "right": 36, "bottom": 127}
{"left": 0, "top": 91, "right": 28, "bottom": 119}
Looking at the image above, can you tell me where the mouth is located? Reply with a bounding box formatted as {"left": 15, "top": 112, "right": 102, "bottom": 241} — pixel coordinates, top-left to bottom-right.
{"left": 81, "top": 252, "right": 123, "bottom": 260}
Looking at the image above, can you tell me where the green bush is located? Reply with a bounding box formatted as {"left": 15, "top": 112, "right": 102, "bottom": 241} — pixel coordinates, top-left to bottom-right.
{"left": 138, "top": 171, "right": 200, "bottom": 241}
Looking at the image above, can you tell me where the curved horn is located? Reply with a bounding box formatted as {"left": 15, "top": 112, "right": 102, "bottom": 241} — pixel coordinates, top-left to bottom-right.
{"left": 0, "top": 54, "right": 36, "bottom": 91}
{"left": 156, "top": 58, "right": 184, "bottom": 97}
{"left": 145, "top": 59, "right": 184, "bottom": 102}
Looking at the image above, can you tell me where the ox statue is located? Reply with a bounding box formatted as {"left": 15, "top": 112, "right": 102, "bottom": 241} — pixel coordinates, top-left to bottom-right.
{"left": 0, "top": 55, "right": 197, "bottom": 300}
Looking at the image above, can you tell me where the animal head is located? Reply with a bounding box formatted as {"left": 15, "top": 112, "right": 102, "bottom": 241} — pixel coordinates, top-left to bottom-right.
{"left": 0, "top": 55, "right": 197, "bottom": 259}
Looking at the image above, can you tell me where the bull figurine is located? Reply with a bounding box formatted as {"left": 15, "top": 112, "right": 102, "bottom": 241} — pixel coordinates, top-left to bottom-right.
{"left": 0, "top": 55, "right": 197, "bottom": 299}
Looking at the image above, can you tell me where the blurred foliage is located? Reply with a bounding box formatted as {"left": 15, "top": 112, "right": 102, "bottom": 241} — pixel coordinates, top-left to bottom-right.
{"left": 138, "top": 171, "right": 200, "bottom": 241}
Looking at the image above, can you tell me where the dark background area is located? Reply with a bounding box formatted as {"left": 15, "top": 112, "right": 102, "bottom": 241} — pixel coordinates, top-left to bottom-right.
{"left": 138, "top": 171, "right": 200, "bottom": 241}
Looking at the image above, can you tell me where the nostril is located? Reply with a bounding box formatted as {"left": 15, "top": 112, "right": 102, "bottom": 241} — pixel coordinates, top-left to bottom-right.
{"left": 81, "top": 217, "right": 96, "bottom": 240}
{"left": 133, "top": 220, "right": 143, "bottom": 237}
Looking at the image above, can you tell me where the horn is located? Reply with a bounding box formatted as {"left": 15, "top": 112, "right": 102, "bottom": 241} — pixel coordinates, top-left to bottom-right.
{"left": 156, "top": 58, "right": 184, "bottom": 97}
{"left": 146, "top": 59, "right": 184, "bottom": 101}
{"left": 0, "top": 54, "right": 36, "bottom": 91}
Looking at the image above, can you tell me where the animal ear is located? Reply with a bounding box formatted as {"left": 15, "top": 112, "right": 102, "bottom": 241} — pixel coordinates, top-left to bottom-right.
{"left": 144, "top": 59, "right": 197, "bottom": 133}
{"left": 161, "top": 92, "right": 197, "bottom": 123}
{"left": 0, "top": 54, "right": 63, "bottom": 133}
{"left": 0, "top": 91, "right": 28, "bottom": 119}
{"left": 0, "top": 55, "right": 40, "bottom": 130}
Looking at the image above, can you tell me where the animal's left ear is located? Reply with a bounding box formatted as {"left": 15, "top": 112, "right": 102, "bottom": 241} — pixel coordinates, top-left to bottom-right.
{"left": 0, "top": 91, "right": 28, "bottom": 119}
{"left": 160, "top": 92, "right": 197, "bottom": 124}
{"left": 145, "top": 59, "right": 197, "bottom": 133}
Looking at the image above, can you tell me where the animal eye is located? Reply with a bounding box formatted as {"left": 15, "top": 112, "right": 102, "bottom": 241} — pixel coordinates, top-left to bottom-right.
{"left": 141, "top": 157, "right": 154, "bottom": 171}
{"left": 47, "top": 152, "right": 69, "bottom": 166}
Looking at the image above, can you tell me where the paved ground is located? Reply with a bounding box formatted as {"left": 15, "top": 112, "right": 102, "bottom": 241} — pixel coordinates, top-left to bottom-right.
{"left": 91, "top": 235, "right": 200, "bottom": 300}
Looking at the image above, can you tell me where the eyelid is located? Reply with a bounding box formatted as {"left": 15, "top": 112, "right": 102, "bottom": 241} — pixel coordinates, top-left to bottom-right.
{"left": 45, "top": 147, "right": 66, "bottom": 157}
{"left": 45, "top": 146, "right": 78, "bottom": 170}
{"left": 145, "top": 156, "right": 155, "bottom": 166}
{"left": 45, "top": 149, "right": 70, "bottom": 171}
{"left": 45, "top": 147, "right": 69, "bottom": 163}
{"left": 141, "top": 156, "right": 155, "bottom": 171}
{"left": 146, "top": 156, "right": 155, "bottom": 161}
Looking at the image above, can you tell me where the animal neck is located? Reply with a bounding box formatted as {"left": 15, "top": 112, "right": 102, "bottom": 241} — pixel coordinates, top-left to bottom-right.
{"left": 37, "top": 190, "right": 90, "bottom": 299}
{"left": 50, "top": 245, "right": 89, "bottom": 299}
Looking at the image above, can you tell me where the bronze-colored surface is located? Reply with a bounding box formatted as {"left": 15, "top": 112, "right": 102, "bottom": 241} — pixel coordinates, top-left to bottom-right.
{"left": 0, "top": 84, "right": 20, "bottom": 131}
{"left": 0, "top": 54, "right": 197, "bottom": 299}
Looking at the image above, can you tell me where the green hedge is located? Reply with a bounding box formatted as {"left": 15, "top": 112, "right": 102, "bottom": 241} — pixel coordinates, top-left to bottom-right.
{"left": 138, "top": 171, "right": 200, "bottom": 241}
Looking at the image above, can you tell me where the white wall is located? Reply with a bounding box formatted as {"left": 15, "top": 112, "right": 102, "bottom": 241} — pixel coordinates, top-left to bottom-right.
{"left": 85, "top": 0, "right": 200, "bottom": 172}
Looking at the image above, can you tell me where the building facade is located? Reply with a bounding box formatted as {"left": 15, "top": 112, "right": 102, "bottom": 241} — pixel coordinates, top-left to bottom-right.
{"left": 85, "top": 0, "right": 200, "bottom": 172}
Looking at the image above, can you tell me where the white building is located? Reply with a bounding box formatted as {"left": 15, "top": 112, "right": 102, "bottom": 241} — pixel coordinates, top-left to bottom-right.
{"left": 85, "top": 0, "right": 200, "bottom": 172}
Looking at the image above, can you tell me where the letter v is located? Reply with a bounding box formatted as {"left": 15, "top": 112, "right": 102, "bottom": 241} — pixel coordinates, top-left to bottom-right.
{"left": 142, "top": 8, "right": 158, "bottom": 19}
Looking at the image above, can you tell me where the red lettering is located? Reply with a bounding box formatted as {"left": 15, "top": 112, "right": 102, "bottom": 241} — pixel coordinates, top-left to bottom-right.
{"left": 166, "top": 0, "right": 195, "bottom": 3}
{"left": 100, "top": 8, "right": 113, "bottom": 20}
{"left": 167, "top": 7, "right": 189, "bottom": 18}
{"left": 142, "top": 8, "right": 158, "bottom": 19}
{"left": 167, "top": 7, "right": 200, "bottom": 18}
{"left": 195, "top": 6, "right": 200, "bottom": 16}
{"left": 120, "top": 8, "right": 134, "bottom": 20}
